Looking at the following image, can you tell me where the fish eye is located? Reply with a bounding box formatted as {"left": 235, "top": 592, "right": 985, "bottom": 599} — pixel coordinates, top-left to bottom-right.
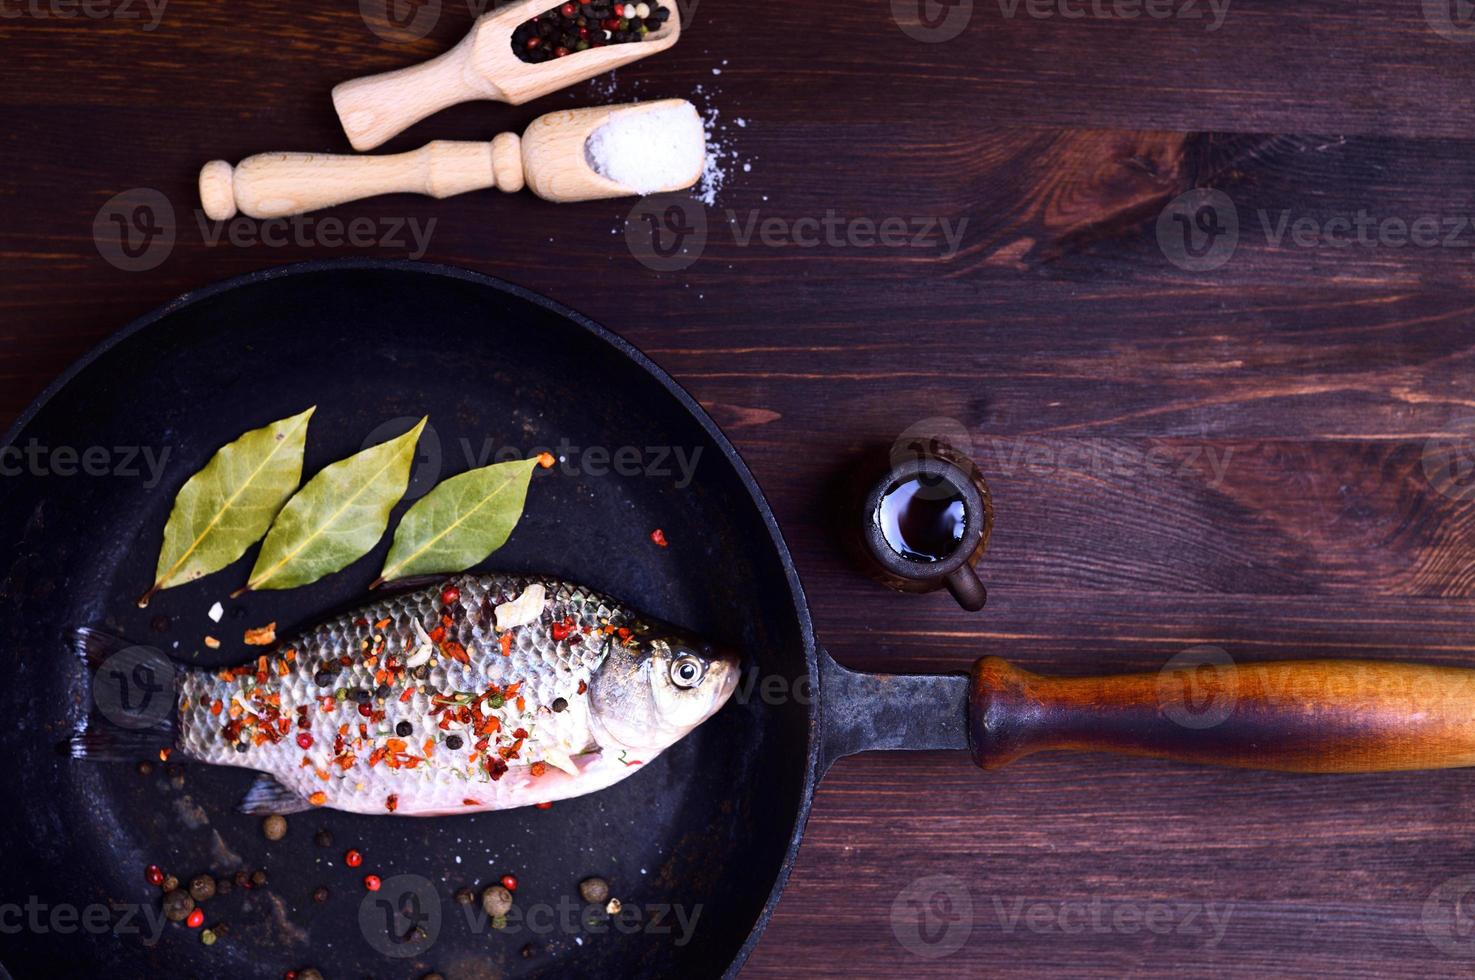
{"left": 669, "top": 653, "right": 705, "bottom": 689}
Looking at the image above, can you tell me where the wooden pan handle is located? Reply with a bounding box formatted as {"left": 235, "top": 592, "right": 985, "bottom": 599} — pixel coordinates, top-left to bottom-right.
{"left": 198, "top": 136, "right": 524, "bottom": 220}
{"left": 970, "top": 655, "right": 1475, "bottom": 772}
{"left": 332, "top": 32, "right": 505, "bottom": 151}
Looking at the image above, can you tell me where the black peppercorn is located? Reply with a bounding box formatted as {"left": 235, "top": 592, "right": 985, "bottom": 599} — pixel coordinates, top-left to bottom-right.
{"left": 189, "top": 874, "right": 217, "bottom": 902}
{"left": 215, "top": 878, "right": 232, "bottom": 896}
{"left": 445, "top": 735, "right": 463, "bottom": 750}
{"left": 454, "top": 887, "right": 475, "bottom": 905}
{"left": 375, "top": 684, "right": 391, "bottom": 700}
{"left": 551, "top": 697, "right": 568, "bottom": 712}
{"left": 313, "top": 886, "right": 329, "bottom": 903}
{"left": 162, "top": 890, "right": 194, "bottom": 922}
{"left": 354, "top": 689, "right": 372, "bottom": 704}
{"left": 250, "top": 869, "right": 267, "bottom": 887}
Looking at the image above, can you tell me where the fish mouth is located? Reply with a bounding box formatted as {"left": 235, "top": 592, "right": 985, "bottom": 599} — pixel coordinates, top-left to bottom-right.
{"left": 710, "top": 650, "right": 741, "bottom": 708}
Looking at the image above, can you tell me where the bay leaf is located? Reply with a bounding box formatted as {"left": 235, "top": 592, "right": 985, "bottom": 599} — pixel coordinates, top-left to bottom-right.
{"left": 244, "top": 417, "right": 427, "bottom": 592}
{"left": 139, "top": 407, "right": 315, "bottom": 607}
{"left": 376, "top": 455, "right": 544, "bottom": 584}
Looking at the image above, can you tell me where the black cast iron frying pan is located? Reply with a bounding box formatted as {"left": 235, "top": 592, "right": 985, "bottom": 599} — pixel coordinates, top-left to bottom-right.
{"left": 5, "top": 259, "right": 1475, "bottom": 979}
{"left": 0, "top": 258, "right": 940, "bottom": 980}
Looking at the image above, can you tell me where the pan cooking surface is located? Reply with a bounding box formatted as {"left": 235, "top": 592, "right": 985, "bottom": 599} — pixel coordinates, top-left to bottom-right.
{"left": 0, "top": 261, "right": 814, "bottom": 978}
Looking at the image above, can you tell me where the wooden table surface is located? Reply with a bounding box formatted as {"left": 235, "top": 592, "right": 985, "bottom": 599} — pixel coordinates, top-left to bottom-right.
{"left": 6, "top": 0, "right": 1475, "bottom": 976}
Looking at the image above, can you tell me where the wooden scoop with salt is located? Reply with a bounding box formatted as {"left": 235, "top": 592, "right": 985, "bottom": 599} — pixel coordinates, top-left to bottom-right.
{"left": 198, "top": 100, "right": 705, "bottom": 220}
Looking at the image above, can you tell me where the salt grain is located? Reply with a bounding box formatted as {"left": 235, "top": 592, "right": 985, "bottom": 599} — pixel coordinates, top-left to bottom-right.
{"left": 586, "top": 102, "right": 705, "bottom": 195}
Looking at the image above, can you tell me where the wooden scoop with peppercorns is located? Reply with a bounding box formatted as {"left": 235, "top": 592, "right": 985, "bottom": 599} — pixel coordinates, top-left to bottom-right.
{"left": 333, "top": 0, "right": 681, "bottom": 152}
{"left": 198, "top": 100, "right": 705, "bottom": 219}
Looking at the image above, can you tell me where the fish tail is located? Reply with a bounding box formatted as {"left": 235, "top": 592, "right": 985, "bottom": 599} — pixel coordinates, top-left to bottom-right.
{"left": 65, "top": 627, "right": 180, "bottom": 761}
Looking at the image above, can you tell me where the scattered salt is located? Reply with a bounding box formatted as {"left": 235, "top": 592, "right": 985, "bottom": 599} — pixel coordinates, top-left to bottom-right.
{"left": 586, "top": 102, "right": 705, "bottom": 195}
{"left": 208, "top": 601, "right": 223, "bottom": 623}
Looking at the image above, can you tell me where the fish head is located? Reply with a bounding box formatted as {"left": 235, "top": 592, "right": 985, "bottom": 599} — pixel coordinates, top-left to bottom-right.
{"left": 587, "top": 621, "right": 740, "bottom": 755}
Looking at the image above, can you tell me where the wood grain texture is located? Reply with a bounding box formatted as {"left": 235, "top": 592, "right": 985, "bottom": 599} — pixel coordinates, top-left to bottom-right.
{"left": 5, "top": 0, "right": 1475, "bottom": 975}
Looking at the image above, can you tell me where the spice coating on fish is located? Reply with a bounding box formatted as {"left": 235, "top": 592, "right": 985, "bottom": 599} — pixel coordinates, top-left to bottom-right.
{"left": 172, "top": 574, "right": 739, "bottom": 815}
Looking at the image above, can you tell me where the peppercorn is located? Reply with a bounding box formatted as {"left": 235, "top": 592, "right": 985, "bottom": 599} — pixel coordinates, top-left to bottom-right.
{"left": 163, "top": 890, "right": 195, "bottom": 922}
{"left": 251, "top": 869, "right": 268, "bottom": 887}
{"left": 413, "top": 665, "right": 429, "bottom": 680}
{"left": 262, "top": 814, "right": 288, "bottom": 841}
{"left": 354, "top": 688, "right": 371, "bottom": 704}
{"left": 551, "top": 697, "right": 568, "bottom": 712}
{"left": 234, "top": 870, "right": 251, "bottom": 890}
{"left": 299, "top": 971, "right": 323, "bottom": 980}
{"left": 235, "top": 742, "right": 248, "bottom": 753}
{"left": 313, "top": 670, "right": 333, "bottom": 687}
{"left": 375, "top": 684, "right": 391, "bottom": 700}
{"left": 364, "top": 875, "right": 382, "bottom": 892}
{"left": 190, "top": 874, "right": 217, "bottom": 902}
{"left": 521, "top": 943, "right": 537, "bottom": 958}
{"left": 216, "top": 878, "right": 232, "bottom": 896}
{"left": 161, "top": 874, "right": 180, "bottom": 893}
{"left": 500, "top": 874, "right": 518, "bottom": 892}
{"left": 483, "top": 885, "right": 513, "bottom": 917}
{"left": 396, "top": 721, "right": 413, "bottom": 737}
{"left": 345, "top": 849, "right": 363, "bottom": 868}
{"left": 455, "top": 887, "right": 475, "bottom": 905}
{"left": 445, "top": 735, "right": 463, "bottom": 750}
{"left": 313, "top": 886, "right": 329, "bottom": 903}
{"left": 186, "top": 908, "right": 205, "bottom": 929}
{"left": 145, "top": 864, "right": 164, "bottom": 886}
{"left": 441, "top": 585, "right": 461, "bottom": 605}
{"left": 579, "top": 877, "right": 610, "bottom": 904}
{"left": 137, "top": 761, "right": 154, "bottom": 776}
{"left": 200, "top": 928, "right": 217, "bottom": 946}
{"left": 297, "top": 732, "right": 314, "bottom": 749}
{"left": 314, "top": 829, "right": 333, "bottom": 848}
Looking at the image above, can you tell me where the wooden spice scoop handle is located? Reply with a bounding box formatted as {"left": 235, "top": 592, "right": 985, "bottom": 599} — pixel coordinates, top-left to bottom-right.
{"left": 198, "top": 136, "right": 525, "bottom": 220}
{"left": 970, "top": 656, "right": 1475, "bottom": 773}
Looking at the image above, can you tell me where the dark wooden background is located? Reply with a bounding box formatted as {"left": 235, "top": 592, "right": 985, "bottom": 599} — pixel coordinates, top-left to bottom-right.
{"left": 7, "top": 0, "right": 1475, "bottom": 975}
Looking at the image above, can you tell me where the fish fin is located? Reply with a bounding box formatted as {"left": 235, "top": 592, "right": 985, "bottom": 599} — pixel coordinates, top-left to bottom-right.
{"left": 374, "top": 574, "right": 451, "bottom": 596}
{"left": 66, "top": 627, "right": 179, "bottom": 761}
{"left": 238, "top": 773, "right": 313, "bottom": 815}
{"left": 66, "top": 718, "right": 177, "bottom": 761}
{"left": 539, "top": 746, "right": 584, "bottom": 777}
{"left": 72, "top": 626, "right": 139, "bottom": 671}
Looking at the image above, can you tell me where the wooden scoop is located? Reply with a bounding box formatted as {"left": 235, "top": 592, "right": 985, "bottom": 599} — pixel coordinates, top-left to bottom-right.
{"left": 332, "top": 0, "right": 682, "bottom": 152}
{"left": 198, "top": 100, "right": 704, "bottom": 220}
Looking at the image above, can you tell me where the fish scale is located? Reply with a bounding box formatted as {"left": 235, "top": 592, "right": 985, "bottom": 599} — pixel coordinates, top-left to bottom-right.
{"left": 176, "top": 574, "right": 647, "bottom": 815}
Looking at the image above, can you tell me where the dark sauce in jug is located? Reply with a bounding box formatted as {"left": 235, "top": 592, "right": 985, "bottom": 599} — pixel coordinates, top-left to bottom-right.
{"left": 875, "top": 476, "right": 967, "bottom": 562}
